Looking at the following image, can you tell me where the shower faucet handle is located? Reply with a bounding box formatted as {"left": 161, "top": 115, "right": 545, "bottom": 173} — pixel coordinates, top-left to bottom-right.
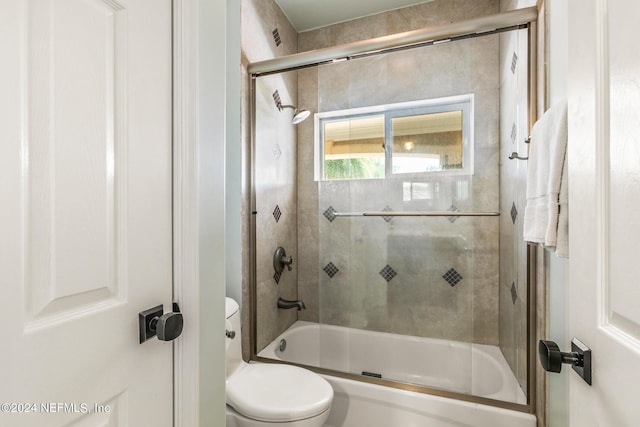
{"left": 273, "top": 247, "right": 293, "bottom": 273}
{"left": 281, "top": 255, "right": 293, "bottom": 271}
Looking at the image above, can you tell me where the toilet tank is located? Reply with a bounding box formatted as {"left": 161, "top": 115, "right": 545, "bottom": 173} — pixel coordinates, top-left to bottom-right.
{"left": 225, "top": 298, "right": 243, "bottom": 379}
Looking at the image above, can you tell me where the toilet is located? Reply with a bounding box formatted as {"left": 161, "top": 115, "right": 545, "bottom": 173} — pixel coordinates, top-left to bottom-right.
{"left": 225, "top": 298, "right": 333, "bottom": 427}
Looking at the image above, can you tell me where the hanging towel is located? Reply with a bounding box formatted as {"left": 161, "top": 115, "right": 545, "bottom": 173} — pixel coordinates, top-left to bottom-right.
{"left": 523, "top": 100, "right": 569, "bottom": 258}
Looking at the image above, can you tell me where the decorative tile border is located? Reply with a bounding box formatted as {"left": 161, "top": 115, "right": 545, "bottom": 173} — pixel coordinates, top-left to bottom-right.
{"left": 273, "top": 205, "right": 282, "bottom": 223}
{"left": 381, "top": 206, "right": 393, "bottom": 223}
{"left": 272, "top": 144, "right": 282, "bottom": 160}
{"left": 447, "top": 205, "right": 461, "bottom": 223}
{"left": 323, "top": 206, "right": 337, "bottom": 222}
{"left": 443, "top": 268, "right": 463, "bottom": 287}
{"left": 323, "top": 262, "right": 339, "bottom": 278}
{"left": 272, "top": 28, "right": 282, "bottom": 47}
{"left": 379, "top": 265, "right": 397, "bottom": 282}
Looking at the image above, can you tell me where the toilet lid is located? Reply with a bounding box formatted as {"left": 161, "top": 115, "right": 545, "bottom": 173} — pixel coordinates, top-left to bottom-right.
{"left": 225, "top": 297, "right": 239, "bottom": 319}
{"left": 226, "top": 364, "right": 333, "bottom": 422}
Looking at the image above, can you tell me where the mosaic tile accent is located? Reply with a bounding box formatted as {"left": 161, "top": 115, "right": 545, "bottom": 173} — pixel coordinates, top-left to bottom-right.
{"left": 443, "top": 268, "right": 463, "bottom": 287}
{"left": 273, "top": 205, "right": 282, "bottom": 223}
{"left": 272, "top": 144, "right": 282, "bottom": 160}
{"left": 272, "top": 28, "right": 282, "bottom": 47}
{"left": 381, "top": 206, "right": 393, "bottom": 223}
{"left": 323, "top": 206, "right": 337, "bottom": 222}
{"left": 511, "top": 281, "right": 518, "bottom": 304}
{"left": 447, "top": 205, "right": 461, "bottom": 223}
{"left": 379, "top": 265, "right": 397, "bottom": 282}
{"left": 510, "top": 202, "right": 518, "bottom": 224}
{"left": 272, "top": 90, "right": 281, "bottom": 107}
{"left": 511, "top": 51, "right": 518, "bottom": 74}
{"left": 273, "top": 271, "right": 281, "bottom": 284}
{"left": 323, "top": 262, "right": 339, "bottom": 278}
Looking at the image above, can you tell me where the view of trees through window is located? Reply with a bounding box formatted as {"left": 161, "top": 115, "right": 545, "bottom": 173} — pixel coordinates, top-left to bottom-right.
{"left": 324, "top": 158, "right": 385, "bottom": 180}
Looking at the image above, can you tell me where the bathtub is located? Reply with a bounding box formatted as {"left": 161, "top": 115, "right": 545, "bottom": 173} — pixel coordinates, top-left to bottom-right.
{"left": 258, "top": 321, "right": 536, "bottom": 427}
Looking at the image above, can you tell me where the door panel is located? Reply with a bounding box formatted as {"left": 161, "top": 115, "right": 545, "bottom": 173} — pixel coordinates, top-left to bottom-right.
{"left": 26, "top": 0, "right": 124, "bottom": 324}
{"left": 607, "top": 0, "right": 640, "bottom": 341}
{"left": 568, "top": 0, "right": 640, "bottom": 424}
{"left": 0, "top": 0, "right": 173, "bottom": 426}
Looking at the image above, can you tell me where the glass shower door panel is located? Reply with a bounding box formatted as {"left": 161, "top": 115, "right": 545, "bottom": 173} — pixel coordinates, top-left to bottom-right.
{"left": 305, "top": 28, "right": 528, "bottom": 405}
{"left": 317, "top": 179, "right": 355, "bottom": 374}
{"left": 371, "top": 212, "right": 475, "bottom": 394}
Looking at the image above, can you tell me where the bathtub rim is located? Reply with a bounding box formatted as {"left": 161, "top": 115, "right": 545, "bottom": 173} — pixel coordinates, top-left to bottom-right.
{"left": 321, "top": 372, "right": 536, "bottom": 426}
{"left": 259, "top": 320, "right": 522, "bottom": 401}
{"left": 251, "top": 352, "right": 532, "bottom": 414}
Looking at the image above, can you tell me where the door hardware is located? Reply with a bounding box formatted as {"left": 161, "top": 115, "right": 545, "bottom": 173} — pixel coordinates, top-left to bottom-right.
{"left": 139, "top": 303, "right": 184, "bottom": 343}
{"left": 539, "top": 338, "right": 592, "bottom": 385}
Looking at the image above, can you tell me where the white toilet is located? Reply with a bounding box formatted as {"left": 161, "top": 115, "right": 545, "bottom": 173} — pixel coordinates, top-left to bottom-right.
{"left": 225, "top": 298, "right": 333, "bottom": 427}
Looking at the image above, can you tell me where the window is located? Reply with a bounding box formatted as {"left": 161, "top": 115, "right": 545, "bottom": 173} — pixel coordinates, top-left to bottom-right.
{"left": 314, "top": 95, "right": 474, "bottom": 181}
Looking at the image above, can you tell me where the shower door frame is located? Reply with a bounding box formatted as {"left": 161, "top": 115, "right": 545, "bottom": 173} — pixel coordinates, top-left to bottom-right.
{"left": 248, "top": 6, "right": 539, "bottom": 415}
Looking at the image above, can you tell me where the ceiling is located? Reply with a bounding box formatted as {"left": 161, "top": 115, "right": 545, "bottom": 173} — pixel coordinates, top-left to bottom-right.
{"left": 274, "top": 0, "right": 436, "bottom": 32}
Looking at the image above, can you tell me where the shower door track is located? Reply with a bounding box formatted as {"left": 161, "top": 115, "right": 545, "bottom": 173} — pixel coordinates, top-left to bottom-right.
{"left": 248, "top": 7, "right": 537, "bottom": 77}
{"left": 248, "top": 5, "right": 540, "bottom": 417}
{"left": 333, "top": 211, "right": 501, "bottom": 217}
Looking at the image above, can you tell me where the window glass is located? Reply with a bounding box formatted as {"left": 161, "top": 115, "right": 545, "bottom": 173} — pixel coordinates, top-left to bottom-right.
{"left": 315, "top": 95, "right": 473, "bottom": 181}
{"left": 323, "top": 115, "right": 385, "bottom": 180}
{"left": 391, "top": 111, "right": 463, "bottom": 174}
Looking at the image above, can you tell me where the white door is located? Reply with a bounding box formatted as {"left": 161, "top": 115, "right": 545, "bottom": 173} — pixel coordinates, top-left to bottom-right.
{"left": 567, "top": 0, "right": 640, "bottom": 424}
{"left": 0, "top": 0, "right": 174, "bottom": 426}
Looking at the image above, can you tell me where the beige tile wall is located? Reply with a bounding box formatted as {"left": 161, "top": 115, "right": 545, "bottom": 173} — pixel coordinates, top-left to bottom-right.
{"left": 241, "top": 0, "right": 300, "bottom": 357}
{"left": 296, "top": 0, "right": 502, "bottom": 346}
{"left": 243, "top": 2, "right": 537, "bottom": 397}
{"left": 498, "top": 0, "right": 536, "bottom": 403}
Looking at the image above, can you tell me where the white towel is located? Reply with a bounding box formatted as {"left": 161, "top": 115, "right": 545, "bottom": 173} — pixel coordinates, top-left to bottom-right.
{"left": 523, "top": 100, "right": 569, "bottom": 258}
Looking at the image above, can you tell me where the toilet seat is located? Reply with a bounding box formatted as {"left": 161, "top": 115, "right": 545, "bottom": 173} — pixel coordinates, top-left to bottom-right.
{"left": 226, "top": 363, "right": 333, "bottom": 423}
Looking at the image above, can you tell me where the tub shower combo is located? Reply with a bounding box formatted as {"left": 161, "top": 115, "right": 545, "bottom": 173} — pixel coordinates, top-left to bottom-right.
{"left": 248, "top": 6, "right": 538, "bottom": 427}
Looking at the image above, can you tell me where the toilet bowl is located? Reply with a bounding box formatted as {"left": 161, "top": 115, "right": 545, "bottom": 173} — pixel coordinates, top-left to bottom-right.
{"left": 225, "top": 298, "right": 333, "bottom": 427}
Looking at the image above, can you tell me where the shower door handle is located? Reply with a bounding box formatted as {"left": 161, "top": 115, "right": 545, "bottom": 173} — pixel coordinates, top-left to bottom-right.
{"left": 538, "top": 338, "right": 592, "bottom": 385}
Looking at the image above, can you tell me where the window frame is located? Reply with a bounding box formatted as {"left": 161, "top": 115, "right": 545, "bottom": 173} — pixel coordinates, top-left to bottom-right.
{"left": 314, "top": 94, "right": 474, "bottom": 181}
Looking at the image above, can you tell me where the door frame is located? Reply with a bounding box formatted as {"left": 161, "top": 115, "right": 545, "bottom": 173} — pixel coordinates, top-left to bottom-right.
{"left": 172, "top": 1, "right": 201, "bottom": 424}
{"left": 172, "top": 0, "right": 240, "bottom": 425}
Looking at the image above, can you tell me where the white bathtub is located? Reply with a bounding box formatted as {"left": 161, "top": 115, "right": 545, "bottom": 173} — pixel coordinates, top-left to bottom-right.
{"left": 258, "top": 321, "right": 536, "bottom": 427}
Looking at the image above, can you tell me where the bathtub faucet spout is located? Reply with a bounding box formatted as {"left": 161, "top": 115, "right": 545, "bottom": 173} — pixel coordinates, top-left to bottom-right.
{"left": 277, "top": 297, "right": 306, "bottom": 311}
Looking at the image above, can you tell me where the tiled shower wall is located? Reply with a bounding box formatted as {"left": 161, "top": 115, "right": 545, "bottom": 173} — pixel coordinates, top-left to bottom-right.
{"left": 499, "top": 0, "right": 535, "bottom": 398}
{"left": 241, "top": 0, "right": 299, "bottom": 356}
{"left": 296, "top": 0, "right": 502, "bottom": 345}
{"left": 243, "top": 0, "right": 535, "bottom": 363}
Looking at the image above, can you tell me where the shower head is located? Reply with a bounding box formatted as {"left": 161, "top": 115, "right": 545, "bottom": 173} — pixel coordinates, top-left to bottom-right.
{"left": 279, "top": 104, "right": 311, "bottom": 124}
{"left": 272, "top": 90, "right": 310, "bottom": 124}
{"left": 291, "top": 109, "right": 311, "bottom": 124}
